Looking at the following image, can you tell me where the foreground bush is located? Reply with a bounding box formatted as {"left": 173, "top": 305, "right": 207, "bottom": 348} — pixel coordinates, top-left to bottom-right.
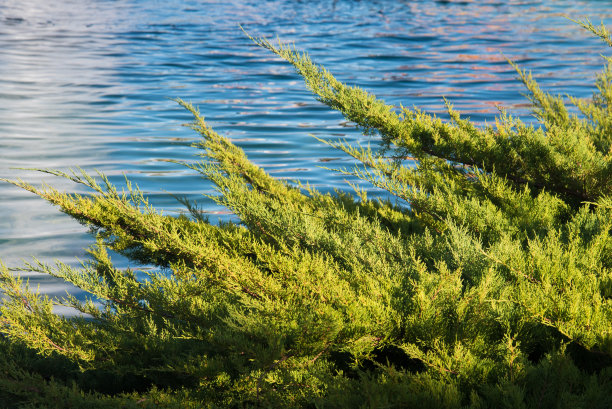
{"left": 0, "top": 20, "right": 610, "bottom": 408}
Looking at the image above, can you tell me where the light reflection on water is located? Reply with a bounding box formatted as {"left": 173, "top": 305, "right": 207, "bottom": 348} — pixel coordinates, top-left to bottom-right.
{"left": 0, "top": 0, "right": 610, "bottom": 299}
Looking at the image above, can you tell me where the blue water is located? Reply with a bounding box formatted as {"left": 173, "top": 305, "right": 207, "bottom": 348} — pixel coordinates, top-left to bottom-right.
{"left": 1, "top": 0, "right": 611, "bottom": 300}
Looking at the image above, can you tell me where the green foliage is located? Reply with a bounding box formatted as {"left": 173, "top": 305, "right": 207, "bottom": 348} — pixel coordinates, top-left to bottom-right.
{"left": 0, "top": 20, "right": 611, "bottom": 407}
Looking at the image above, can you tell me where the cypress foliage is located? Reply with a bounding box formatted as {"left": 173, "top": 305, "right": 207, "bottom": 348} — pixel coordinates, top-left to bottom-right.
{"left": 0, "top": 20, "right": 610, "bottom": 408}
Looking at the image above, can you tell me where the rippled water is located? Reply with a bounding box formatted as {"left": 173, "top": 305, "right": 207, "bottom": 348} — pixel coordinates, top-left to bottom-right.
{"left": 1, "top": 0, "right": 611, "bottom": 298}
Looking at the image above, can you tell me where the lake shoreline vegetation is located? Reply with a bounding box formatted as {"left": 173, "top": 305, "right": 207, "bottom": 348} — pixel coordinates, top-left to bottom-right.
{"left": 0, "top": 19, "right": 610, "bottom": 408}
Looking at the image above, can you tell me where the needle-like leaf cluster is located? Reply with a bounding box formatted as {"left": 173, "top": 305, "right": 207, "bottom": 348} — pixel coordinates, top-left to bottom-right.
{"left": 0, "top": 21, "right": 610, "bottom": 408}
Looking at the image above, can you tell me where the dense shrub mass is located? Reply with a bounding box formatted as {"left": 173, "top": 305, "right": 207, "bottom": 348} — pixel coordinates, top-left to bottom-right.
{"left": 0, "top": 20, "right": 610, "bottom": 408}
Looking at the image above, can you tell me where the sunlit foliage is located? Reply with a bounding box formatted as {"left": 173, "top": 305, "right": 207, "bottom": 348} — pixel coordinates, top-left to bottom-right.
{"left": 0, "top": 20, "right": 610, "bottom": 408}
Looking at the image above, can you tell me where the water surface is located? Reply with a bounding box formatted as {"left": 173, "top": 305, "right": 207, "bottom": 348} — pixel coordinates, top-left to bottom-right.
{"left": 1, "top": 0, "right": 610, "bottom": 298}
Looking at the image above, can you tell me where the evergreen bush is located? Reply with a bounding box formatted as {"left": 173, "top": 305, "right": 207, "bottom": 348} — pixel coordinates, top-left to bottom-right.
{"left": 0, "top": 20, "right": 610, "bottom": 408}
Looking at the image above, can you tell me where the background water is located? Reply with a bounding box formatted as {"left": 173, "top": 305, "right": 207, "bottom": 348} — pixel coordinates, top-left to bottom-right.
{"left": 1, "top": 0, "right": 611, "bottom": 301}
